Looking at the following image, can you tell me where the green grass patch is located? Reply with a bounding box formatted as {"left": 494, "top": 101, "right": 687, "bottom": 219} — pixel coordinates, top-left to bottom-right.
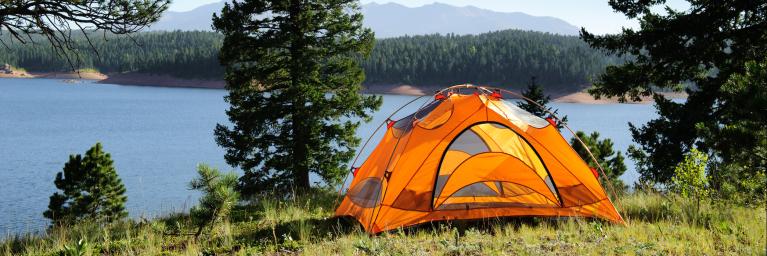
{"left": 75, "top": 68, "right": 101, "bottom": 74}
{"left": 2, "top": 191, "right": 764, "bottom": 255}
{"left": 11, "top": 66, "right": 27, "bottom": 73}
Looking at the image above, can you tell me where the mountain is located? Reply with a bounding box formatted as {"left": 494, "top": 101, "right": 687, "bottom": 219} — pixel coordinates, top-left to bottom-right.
{"left": 362, "top": 3, "right": 579, "bottom": 37}
{"left": 149, "top": 2, "right": 580, "bottom": 36}
{"left": 147, "top": 1, "right": 222, "bottom": 31}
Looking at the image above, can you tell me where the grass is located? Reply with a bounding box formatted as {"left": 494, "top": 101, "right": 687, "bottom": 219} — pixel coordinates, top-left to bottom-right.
{"left": 2, "top": 191, "right": 765, "bottom": 255}
{"left": 75, "top": 68, "right": 101, "bottom": 74}
{"left": 10, "top": 66, "right": 28, "bottom": 73}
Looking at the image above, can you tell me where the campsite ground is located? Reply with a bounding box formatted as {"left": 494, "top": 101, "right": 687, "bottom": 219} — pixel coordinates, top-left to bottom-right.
{"left": 2, "top": 191, "right": 764, "bottom": 255}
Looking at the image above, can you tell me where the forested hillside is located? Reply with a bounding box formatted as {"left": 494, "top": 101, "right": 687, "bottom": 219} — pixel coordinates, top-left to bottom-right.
{"left": 0, "top": 30, "right": 616, "bottom": 90}
{"left": 0, "top": 31, "right": 223, "bottom": 79}
{"left": 366, "top": 30, "right": 617, "bottom": 90}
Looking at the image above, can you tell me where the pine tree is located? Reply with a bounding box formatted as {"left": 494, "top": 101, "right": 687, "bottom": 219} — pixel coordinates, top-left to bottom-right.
{"left": 700, "top": 60, "right": 767, "bottom": 204}
{"left": 516, "top": 76, "right": 568, "bottom": 130}
{"left": 212, "top": 0, "right": 381, "bottom": 196}
{"left": 581, "top": 0, "right": 767, "bottom": 190}
{"left": 570, "top": 131, "right": 628, "bottom": 194}
{"left": 189, "top": 164, "right": 239, "bottom": 238}
{"left": 43, "top": 143, "right": 127, "bottom": 225}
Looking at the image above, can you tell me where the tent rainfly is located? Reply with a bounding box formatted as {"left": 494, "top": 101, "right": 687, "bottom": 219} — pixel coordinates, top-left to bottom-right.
{"left": 335, "top": 84, "right": 624, "bottom": 233}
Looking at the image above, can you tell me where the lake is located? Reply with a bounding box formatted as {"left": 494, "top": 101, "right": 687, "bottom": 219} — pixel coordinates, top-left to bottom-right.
{"left": 0, "top": 78, "right": 656, "bottom": 235}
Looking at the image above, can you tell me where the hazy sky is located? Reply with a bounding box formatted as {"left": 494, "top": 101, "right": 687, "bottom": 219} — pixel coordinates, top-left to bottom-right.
{"left": 169, "top": 0, "right": 689, "bottom": 35}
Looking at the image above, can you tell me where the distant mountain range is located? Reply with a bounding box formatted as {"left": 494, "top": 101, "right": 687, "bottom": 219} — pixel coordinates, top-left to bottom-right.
{"left": 361, "top": 3, "right": 580, "bottom": 37}
{"left": 149, "top": 2, "right": 580, "bottom": 37}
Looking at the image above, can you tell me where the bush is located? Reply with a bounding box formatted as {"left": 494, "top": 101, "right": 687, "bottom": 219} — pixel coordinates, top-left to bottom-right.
{"left": 670, "top": 148, "right": 709, "bottom": 211}
{"left": 714, "top": 165, "right": 767, "bottom": 207}
{"left": 56, "top": 239, "right": 91, "bottom": 256}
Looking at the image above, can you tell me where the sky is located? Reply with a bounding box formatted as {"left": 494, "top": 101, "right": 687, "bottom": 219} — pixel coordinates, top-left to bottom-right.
{"left": 169, "top": 0, "right": 690, "bottom": 35}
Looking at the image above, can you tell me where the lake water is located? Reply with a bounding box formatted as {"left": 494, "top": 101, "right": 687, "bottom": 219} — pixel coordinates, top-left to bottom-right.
{"left": 0, "top": 78, "right": 656, "bottom": 235}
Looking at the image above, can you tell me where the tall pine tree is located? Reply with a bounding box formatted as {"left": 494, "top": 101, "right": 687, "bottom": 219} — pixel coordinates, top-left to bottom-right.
{"left": 43, "top": 143, "right": 127, "bottom": 225}
{"left": 213, "top": 0, "right": 381, "bottom": 196}
{"left": 581, "top": 0, "right": 767, "bottom": 192}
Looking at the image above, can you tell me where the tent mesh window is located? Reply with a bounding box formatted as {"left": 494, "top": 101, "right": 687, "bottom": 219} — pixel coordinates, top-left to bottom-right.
{"left": 434, "top": 122, "right": 561, "bottom": 209}
{"left": 433, "top": 128, "right": 490, "bottom": 202}
{"left": 453, "top": 182, "right": 498, "bottom": 197}
{"left": 348, "top": 178, "right": 383, "bottom": 208}
{"left": 391, "top": 113, "right": 415, "bottom": 138}
{"left": 487, "top": 99, "right": 550, "bottom": 128}
{"left": 416, "top": 99, "right": 453, "bottom": 129}
{"left": 436, "top": 181, "right": 559, "bottom": 210}
{"left": 414, "top": 100, "right": 441, "bottom": 121}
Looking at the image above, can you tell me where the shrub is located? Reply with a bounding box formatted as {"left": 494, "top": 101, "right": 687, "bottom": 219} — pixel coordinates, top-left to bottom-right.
{"left": 715, "top": 167, "right": 766, "bottom": 206}
{"left": 670, "top": 148, "right": 710, "bottom": 212}
{"left": 56, "top": 239, "right": 91, "bottom": 256}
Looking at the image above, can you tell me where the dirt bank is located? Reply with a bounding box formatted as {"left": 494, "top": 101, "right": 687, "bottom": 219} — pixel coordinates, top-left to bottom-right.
{"left": 553, "top": 91, "right": 688, "bottom": 104}
{"left": 97, "top": 73, "right": 225, "bottom": 89}
{"left": 0, "top": 65, "right": 32, "bottom": 78}
{"left": 0, "top": 69, "right": 106, "bottom": 80}
{"left": 31, "top": 71, "right": 108, "bottom": 80}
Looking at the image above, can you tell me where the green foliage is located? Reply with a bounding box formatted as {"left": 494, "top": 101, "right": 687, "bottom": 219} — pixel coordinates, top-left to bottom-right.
{"left": 621, "top": 190, "right": 742, "bottom": 229}
{"left": 671, "top": 149, "right": 709, "bottom": 201}
{"left": 570, "top": 131, "right": 627, "bottom": 193}
{"left": 716, "top": 170, "right": 767, "bottom": 207}
{"left": 702, "top": 60, "right": 767, "bottom": 206}
{"left": 364, "top": 31, "right": 620, "bottom": 89}
{"left": 0, "top": 0, "right": 169, "bottom": 71}
{"left": 56, "top": 239, "right": 91, "bottom": 256}
{"left": 516, "top": 76, "right": 569, "bottom": 130}
{"left": 1, "top": 29, "right": 617, "bottom": 89}
{"left": 581, "top": 0, "right": 767, "bottom": 197}
{"left": 212, "top": 0, "right": 381, "bottom": 196}
{"left": 0, "top": 31, "right": 223, "bottom": 79}
{"left": 189, "top": 164, "right": 239, "bottom": 238}
{"left": 4, "top": 191, "right": 765, "bottom": 255}
{"left": 43, "top": 143, "right": 127, "bottom": 225}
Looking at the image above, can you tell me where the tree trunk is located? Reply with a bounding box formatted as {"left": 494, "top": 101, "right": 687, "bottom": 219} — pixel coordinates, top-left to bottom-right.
{"left": 288, "top": 0, "right": 311, "bottom": 192}
{"left": 291, "top": 101, "right": 311, "bottom": 191}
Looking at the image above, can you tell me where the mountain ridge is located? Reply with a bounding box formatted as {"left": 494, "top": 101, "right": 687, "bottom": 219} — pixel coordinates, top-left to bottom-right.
{"left": 149, "top": 1, "right": 580, "bottom": 36}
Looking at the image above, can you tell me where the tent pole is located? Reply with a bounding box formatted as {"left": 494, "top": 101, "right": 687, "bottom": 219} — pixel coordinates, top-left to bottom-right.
{"left": 435, "top": 84, "right": 626, "bottom": 223}
{"left": 334, "top": 95, "right": 428, "bottom": 209}
{"left": 368, "top": 96, "right": 433, "bottom": 233}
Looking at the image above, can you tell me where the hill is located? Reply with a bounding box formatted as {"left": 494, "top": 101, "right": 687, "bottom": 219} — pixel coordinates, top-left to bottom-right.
{"left": 149, "top": 2, "right": 580, "bottom": 37}
{"left": 0, "top": 30, "right": 614, "bottom": 92}
{"left": 148, "top": 1, "right": 222, "bottom": 31}
{"left": 364, "top": 30, "right": 617, "bottom": 92}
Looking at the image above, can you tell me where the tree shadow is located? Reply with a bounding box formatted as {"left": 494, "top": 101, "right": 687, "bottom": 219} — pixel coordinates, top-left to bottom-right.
{"left": 385, "top": 216, "right": 606, "bottom": 236}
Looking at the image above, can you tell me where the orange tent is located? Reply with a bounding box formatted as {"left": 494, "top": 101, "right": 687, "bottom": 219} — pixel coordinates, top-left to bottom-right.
{"left": 335, "top": 84, "right": 624, "bottom": 233}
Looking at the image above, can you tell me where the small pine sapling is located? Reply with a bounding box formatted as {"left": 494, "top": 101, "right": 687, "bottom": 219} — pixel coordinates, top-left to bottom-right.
{"left": 189, "top": 164, "right": 240, "bottom": 238}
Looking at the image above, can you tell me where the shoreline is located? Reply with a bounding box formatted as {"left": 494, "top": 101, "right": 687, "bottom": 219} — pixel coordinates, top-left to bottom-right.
{"left": 552, "top": 91, "right": 688, "bottom": 104}
{"left": 0, "top": 72, "right": 687, "bottom": 104}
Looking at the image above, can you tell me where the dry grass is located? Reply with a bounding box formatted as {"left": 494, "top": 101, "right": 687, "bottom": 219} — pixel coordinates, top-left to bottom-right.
{"left": 2, "top": 191, "right": 765, "bottom": 255}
